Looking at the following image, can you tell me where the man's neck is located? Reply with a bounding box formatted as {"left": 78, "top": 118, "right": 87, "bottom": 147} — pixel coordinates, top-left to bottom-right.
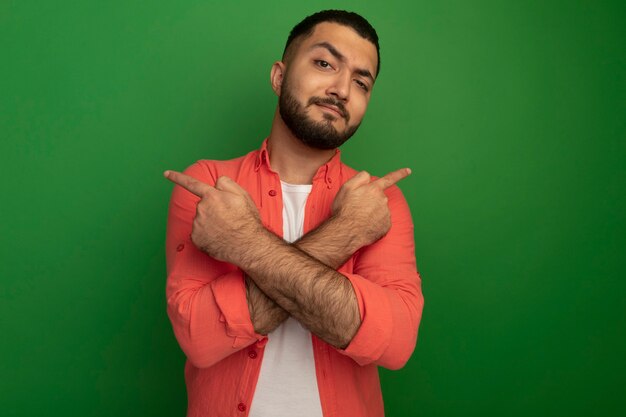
{"left": 266, "top": 108, "right": 337, "bottom": 185}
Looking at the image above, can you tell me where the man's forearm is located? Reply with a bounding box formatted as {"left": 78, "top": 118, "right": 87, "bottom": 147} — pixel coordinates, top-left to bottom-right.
{"left": 245, "top": 274, "right": 289, "bottom": 335}
{"left": 244, "top": 214, "right": 364, "bottom": 336}
{"left": 294, "top": 214, "right": 365, "bottom": 269}
{"left": 241, "top": 231, "right": 360, "bottom": 348}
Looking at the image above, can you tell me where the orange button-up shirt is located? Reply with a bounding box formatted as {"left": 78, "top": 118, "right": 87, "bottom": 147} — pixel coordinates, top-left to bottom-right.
{"left": 166, "top": 139, "right": 424, "bottom": 417}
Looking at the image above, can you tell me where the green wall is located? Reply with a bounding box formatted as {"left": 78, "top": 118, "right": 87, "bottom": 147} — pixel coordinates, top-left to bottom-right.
{"left": 1, "top": 1, "right": 624, "bottom": 416}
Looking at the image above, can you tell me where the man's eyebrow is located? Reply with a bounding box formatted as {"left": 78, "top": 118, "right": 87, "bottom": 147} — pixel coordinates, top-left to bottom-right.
{"left": 310, "top": 41, "right": 375, "bottom": 82}
{"left": 354, "top": 68, "right": 374, "bottom": 82}
{"left": 311, "top": 41, "right": 346, "bottom": 62}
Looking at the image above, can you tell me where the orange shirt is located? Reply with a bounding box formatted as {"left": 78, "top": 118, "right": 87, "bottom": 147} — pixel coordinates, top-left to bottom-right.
{"left": 166, "top": 139, "right": 424, "bottom": 417}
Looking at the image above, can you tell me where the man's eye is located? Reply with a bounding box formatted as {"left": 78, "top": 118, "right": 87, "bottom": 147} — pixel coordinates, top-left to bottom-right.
{"left": 316, "top": 60, "right": 331, "bottom": 68}
{"left": 355, "top": 80, "right": 369, "bottom": 91}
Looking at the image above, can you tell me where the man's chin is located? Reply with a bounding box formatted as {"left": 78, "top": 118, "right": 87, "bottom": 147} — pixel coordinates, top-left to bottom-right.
{"left": 296, "top": 130, "right": 353, "bottom": 150}
{"left": 279, "top": 97, "right": 356, "bottom": 150}
{"left": 321, "top": 114, "right": 341, "bottom": 124}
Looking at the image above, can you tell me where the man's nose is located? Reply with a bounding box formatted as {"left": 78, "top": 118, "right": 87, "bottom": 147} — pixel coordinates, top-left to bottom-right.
{"left": 326, "top": 72, "right": 351, "bottom": 101}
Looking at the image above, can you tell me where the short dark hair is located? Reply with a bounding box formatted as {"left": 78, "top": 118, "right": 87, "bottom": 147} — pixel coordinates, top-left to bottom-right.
{"left": 282, "top": 10, "right": 381, "bottom": 76}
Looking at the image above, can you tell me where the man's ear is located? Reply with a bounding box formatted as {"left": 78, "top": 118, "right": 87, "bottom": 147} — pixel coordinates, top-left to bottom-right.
{"left": 270, "top": 61, "right": 286, "bottom": 96}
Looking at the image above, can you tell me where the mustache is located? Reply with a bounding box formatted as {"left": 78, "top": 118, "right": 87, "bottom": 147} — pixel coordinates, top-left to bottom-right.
{"left": 307, "top": 97, "right": 349, "bottom": 121}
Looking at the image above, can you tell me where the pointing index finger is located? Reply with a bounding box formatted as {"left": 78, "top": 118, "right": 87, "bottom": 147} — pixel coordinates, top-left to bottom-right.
{"left": 373, "top": 168, "right": 412, "bottom": 190}
{"left": 164, "top": 170, "right": 214, "bottom": 197}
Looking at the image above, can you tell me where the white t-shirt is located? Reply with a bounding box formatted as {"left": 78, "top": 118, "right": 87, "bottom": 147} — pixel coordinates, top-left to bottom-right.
{"left": 248, "top": 181, "right": 323, "bottom": 417}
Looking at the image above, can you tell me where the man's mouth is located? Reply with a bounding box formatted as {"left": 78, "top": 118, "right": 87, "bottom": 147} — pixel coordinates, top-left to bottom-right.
{"left": 316, "top": 103, "right": 344, "bottom": 118}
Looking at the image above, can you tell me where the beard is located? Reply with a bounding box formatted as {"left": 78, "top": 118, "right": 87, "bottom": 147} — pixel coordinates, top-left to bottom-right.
{"left": 278, "top": 74, "right": 361, "bottom": 150}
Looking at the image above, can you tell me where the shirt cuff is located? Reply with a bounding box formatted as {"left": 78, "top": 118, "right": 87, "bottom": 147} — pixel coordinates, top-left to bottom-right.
{"left": 337, "top": 272, "right": 393, "bottom": 366}
{"left": 211, "top": 270, "right": 266, "bottom": 348}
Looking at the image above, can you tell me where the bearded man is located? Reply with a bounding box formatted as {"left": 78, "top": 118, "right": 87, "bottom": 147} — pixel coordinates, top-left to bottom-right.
{"left": 164, "top": 9, "right": 424, "bottom": 417}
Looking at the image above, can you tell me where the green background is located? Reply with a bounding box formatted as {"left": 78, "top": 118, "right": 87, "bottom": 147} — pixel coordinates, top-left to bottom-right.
{"left": 1, "top": 1, "right": 624, "bottom": 416}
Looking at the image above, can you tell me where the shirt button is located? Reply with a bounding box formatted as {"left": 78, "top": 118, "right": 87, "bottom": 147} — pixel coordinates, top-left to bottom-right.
{"left": 268, "top": 189, "right": 277, "bottom": 196}
{"left": 176, "top": 243, "right": 185, "bottom": 252}
{"left": 248, "top": 350, "right": 257, "bottom": 359}
{"left": 327, "top": 177, "right": 333, "bottom": 183}
{"left": 237, "top": 403, "right": 247, "bottom": 412}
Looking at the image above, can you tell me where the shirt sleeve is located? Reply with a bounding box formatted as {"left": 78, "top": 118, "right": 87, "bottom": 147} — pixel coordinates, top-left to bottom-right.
{"left": 165, "top": 161, "right": 266, "bottom": 369}
{"left": 337, "top": 184, "right": 424, "bottom": 370}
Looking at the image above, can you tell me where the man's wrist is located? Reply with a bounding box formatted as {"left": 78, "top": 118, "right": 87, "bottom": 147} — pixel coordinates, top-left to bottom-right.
{"left": 324, "top": 213, "right": 366, "bottom": 253}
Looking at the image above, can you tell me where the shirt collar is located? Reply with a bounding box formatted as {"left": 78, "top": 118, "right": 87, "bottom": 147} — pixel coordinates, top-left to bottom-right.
{"left": 254, "top": 138, "right": 342, "bottom": 188}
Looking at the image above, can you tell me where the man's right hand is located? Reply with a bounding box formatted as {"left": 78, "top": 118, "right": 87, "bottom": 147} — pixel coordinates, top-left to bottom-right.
{"left": 331, "top": 168, "right": 411, "bottom": 247}
{"left": 164, "top": 170, "right": 266, "bottom": 265}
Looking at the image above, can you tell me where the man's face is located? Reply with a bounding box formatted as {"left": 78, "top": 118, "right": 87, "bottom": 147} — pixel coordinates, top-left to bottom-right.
{"left": 278, "top": 22, "right": 378, "bottom": 150}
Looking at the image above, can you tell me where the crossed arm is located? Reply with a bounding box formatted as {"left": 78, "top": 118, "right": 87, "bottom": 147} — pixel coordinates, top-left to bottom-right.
{"left": 245, "top": 211, "right": 371, "bottom": 338}
{"left": 164, "top": 168, "right": 410, "bottom": 349}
